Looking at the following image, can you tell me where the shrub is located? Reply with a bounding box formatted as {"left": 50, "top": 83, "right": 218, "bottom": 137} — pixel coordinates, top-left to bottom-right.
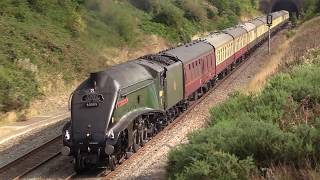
{"left": 128, "top": 0, "right": 156, "bottom": 12}
{"left": 153, "top": 3, "right": 184, "bottom": 27}
{"left": 175, "top": 0, "right": 206, "bottom": 22}
{"left": 0, "top": 63, "right": 40, "bottom": 112}
{"left": 168, "top": 144, "right": 255, "bottom": 180}
{"left": 190, "top": 119, "right": 320, "bottom": 166}
{"left": 216, "top": 14, "right": 238, "bottom": 30}
{"left": 66, "top": 10, "right": 86, "bottom": 35}
{"left": 0, "top": 0, "right": 31, "bottom": 21}
{"left": 87, "top": 0, "right": 140, "bottom": 43}
{"left": 27, "top": 0, "right": 53, "bottom": 14}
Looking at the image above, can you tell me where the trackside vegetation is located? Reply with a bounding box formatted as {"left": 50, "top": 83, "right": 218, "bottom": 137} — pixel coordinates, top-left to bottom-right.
{"left": 303, "top": 0, "right": 320, "bottom": 19}
{"left": 168, "top": 48, "right": 320, "bottom": 179}
{"left": 0, "top": 0, "right": 260, "bottom": 118}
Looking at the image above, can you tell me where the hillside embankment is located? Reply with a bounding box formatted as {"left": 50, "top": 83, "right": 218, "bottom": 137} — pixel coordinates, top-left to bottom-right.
{"left": 0, "top": 0, "right": 260, "bottom": 123}
{"left": 246, "top": 16, "right": 320, "bottom": 93}
{"left": 167, "top": 17, "right": 320, "bottom": 179}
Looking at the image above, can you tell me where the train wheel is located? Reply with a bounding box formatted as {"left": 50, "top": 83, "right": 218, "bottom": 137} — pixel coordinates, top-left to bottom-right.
{"left": 141, "top": 124, "right": 148, "bottom": 146}
{"left": 109, "top": 155, "right": 117, "bottom": 171}
{"left": 132, "top": 129, "right": 141, "bottom": 153}
{"left": 194, "top": 92, "right": 199, "bottom": 101}
{"left": 148, "top": 121, "right": 157, "bottom": 137}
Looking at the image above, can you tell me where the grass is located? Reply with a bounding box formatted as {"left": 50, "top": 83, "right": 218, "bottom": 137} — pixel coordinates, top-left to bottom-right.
{"left": 245, "top": 31, "right": 290, "bottom": 93}
{"left": 167, "top": 16, "right": 320, "bottom": 180}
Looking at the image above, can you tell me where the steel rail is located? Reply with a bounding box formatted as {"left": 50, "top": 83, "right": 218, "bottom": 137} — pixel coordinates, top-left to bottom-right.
{"left": 0, "top": 136, "right": 62, "bottom": 179}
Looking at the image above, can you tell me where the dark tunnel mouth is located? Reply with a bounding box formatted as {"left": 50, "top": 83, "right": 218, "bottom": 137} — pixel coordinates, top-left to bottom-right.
{"left": 271, "top": 0, "right": 299, "bottom": 17}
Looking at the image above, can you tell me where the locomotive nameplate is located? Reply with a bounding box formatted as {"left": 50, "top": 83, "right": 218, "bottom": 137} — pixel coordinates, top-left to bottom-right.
{"left": 117, "top": 97, "right": 129, "bottom": 108}
{"left": 86, "top": 102, "right": 99, "bottom": 107}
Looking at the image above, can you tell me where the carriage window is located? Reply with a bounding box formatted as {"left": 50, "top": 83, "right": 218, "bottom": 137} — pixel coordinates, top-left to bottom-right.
{"left": 222, "top": 48, "right": 223, "bottom": 60}
{"left": 192, "top": 62, "right": 194, "bottom": 68}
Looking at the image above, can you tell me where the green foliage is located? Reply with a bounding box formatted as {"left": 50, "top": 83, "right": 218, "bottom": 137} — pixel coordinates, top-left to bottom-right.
{"left": 0, "top": 63, "right": 39, "bottom": 112}
{"left": 168, "top": 144, "right": 255, "bottom": 180}
{"left": 135, "top": 0, "right": 257, "bottom": 42}
{"left": 0, "top": 0, "right": 104, "bottom": 113}
{"left": 216, "top": 14, "right": 238, "bottom": 30}
{"left": 153, "top": 2, "right": 184, "bottom": 27}
{"left": 83, "top": 0, "right": 144, "bottom": 44}
{"left": 175, "top": 0, "right": 206, "bottom": 22}
{"left": 168, "top": 49, "right": 320, "bottom": 178}
{"left": 0, "top": 0, "right": 258, "bottom": 114}
{"left": 208, "top": 0, "right": 257, "bottom": 16}
{"left": 128, "top": 0, "right": 159, "bottom": 13}
{"left": 191, "top": 119, "right": 320, "bottom": 167}
{"left": 302, "top": 0, "right": 320, "bottom": 19}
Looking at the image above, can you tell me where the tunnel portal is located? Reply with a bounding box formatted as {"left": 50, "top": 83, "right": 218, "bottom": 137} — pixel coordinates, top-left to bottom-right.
{"left": 272, "top": 0, "right": 299, "bottom": 17}
{"left": 260, "top": 0, "right": 303, "bottom": 18}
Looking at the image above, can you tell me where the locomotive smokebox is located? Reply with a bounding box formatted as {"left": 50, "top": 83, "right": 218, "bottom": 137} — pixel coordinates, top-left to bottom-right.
{"left": 71, "top": 70, "right": 120, "bottom": 148}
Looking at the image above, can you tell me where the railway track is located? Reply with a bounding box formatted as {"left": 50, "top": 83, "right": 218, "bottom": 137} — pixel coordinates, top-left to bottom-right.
{"left": 0, "top": 136, "right": 62, "bottom": 179}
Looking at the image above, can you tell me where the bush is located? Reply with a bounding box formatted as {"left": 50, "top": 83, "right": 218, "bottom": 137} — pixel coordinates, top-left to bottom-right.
{"left": 168, "top": 144, "right": 255, "bottom": 180}
{"left": 216, "top": 14, "right": 238, "bottom": 30}
{"left": 0, "top": 64, "right": 39, "bottom": 112}
{"left": 86, "top": 0, "right": 140, "bottom": 43}
{"left": 27, "top": 0, "right": 54, "bottom": 14}
{"left": 190, "top": 119, "right": 320, "bottom": 166}
{"left": 128, "top": 0, "right": 156, "bottom": 12}
{"left": 66, "top": 10, "right": 86, "bottom": 35}
{"left": 175, "top": 0, "right": 206, "bottom": 22}
{"left": 153, "top": 3, "right": 184, "bottom": 27}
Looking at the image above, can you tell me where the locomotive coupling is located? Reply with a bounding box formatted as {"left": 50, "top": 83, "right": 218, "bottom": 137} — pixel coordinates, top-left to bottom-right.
{"left": 61, "top": 146, "right": 71, "bottom": 156}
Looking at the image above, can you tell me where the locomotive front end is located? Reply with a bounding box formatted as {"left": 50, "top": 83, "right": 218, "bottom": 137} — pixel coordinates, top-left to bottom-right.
{"left": 62, "top": 71, "right": 119, "bottom": 171}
